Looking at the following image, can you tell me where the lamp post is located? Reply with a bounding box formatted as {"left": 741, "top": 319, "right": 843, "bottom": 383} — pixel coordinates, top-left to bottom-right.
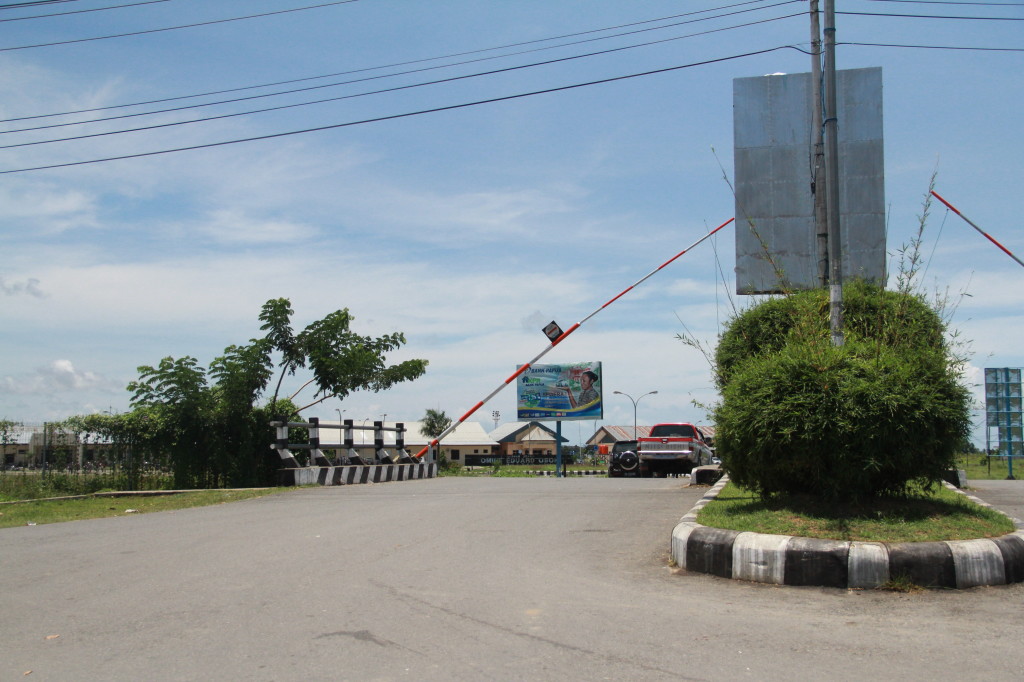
{"left": 335, "top": 408, "right": 345, "bottom": 454}
{"left": 613, "top": 390, "right": 658, "bottom": 440}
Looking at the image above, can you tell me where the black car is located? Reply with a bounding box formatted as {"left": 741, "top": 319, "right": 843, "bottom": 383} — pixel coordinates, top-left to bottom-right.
{"left": 608, "top": 440, "right": 640, "bottom": 477}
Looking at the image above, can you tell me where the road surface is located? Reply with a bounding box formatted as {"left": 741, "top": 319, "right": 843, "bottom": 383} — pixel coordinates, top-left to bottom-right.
{"left": 2, "top": 477, "right": 1023, "bottom": 680}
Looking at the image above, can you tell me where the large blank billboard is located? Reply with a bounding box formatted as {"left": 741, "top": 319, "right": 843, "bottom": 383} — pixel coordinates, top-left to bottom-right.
{"left": 733, "top": 67, "right": 885, "bottom": 294}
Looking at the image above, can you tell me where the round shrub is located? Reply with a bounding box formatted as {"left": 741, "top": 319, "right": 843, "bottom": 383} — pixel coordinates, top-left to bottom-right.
{"left": 713, "top": 281, "right": 970, "bottom": 501}
{"left": 714, "top": 280, "right": 946, "bottom": 391}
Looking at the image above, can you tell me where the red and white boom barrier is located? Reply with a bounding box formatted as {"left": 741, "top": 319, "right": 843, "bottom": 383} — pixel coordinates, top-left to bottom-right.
{"left": 414, "top": 218, "right": 735, "bottom": 459}
{"left": 931, "top": 190, "right": 1024, "bottom": 269}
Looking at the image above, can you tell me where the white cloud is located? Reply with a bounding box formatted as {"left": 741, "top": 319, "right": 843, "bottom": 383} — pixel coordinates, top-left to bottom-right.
{"left": 1, "top": 359, "right": 120, "bottom": 396}
{"left": 0, "top": 276, "right": 45, "bottom": 298}
{"left": 199, "top": 208, "right": 319, "bottom": 244}
{"left": 0, "top": 183, "right": 99, "bottom": 233}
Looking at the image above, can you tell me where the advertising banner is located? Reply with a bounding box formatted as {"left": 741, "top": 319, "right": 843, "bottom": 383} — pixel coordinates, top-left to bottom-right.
{"left": 517, "top": 362, "right": 603, "bottom": 421}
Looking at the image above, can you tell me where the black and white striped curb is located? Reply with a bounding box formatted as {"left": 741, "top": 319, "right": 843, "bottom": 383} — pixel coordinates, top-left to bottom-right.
{"left": 280, "top": 462, "right": 437, "bottom": 486}
{"left": 528, "top": 470, "right": 607, "bottom": 476}
{"left": 670, "top": 476, "right": 1024, "bottom": 589}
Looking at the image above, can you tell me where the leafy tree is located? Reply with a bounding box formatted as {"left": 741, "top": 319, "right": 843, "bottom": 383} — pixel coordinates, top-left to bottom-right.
{"left": 65, "top": 409, "right": 164, "bottom": 489}
{"left": 129, "top": 356, "right": 214, "bottom": 488}
{"left": 261, "top": 299, "right": 428, "bottom": 415}
{"left": 69, "top": 298, "right": 428, "bottom": 489}
{"left": 421, "top": 408, "right": 452, "bottom": 465}
{"left": 0, "top": 419, "right": 19, "bottom": 465}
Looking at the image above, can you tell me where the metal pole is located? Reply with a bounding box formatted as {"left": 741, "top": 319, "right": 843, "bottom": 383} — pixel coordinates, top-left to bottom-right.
{"left": 613, "top": 390, "right": 657, "bottom": 440}
{"left": 810, "top": 0, "right": 829, "bottom": 288}
{"left": 556, "top": 421, "right": 563, "bottom": 477}
{"left": 1005, "top": 368, "right": 1016, "bottom": 480}
{"left": 823, "top": 0, "right": 844, "bottom": 346}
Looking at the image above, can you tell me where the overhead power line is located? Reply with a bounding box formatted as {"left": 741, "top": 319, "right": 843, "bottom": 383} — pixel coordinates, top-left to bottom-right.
{"left": 0, "top": 45, "right": 804, "bottom": 175}
{"left": 0, "top": 10, "right": 805, "bottom": 144}
{"left": 861, "top": 0, "right": 1024, "bottom": 5}
{"left": 838, "top": 9, "right": 1024, "bottom": 18}
{"left": 0, "top": 0, "right": 171, "bottom": 22}
{"left": 0, "top": 1, "right": 80, "bottom": 9}
{"left": 0, "top": 0, "right": 360, "bottom": 51}
{"left": 840, "top": 40, "right": 1024, "bottom": 50}
{"left": 0, "top": 0, "right": 800, "bottom": 123}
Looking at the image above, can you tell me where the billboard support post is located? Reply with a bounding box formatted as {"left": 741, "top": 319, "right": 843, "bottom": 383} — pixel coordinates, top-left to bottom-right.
{"left": 556, "top": 421, "right": 563, "bottom": 478}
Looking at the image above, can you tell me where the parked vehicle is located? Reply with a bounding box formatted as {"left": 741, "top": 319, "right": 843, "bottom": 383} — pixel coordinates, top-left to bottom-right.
{"left": 636, "top": 423, "right": 713, "bottom": 477}
{"left": 607, "top": 440, "right": 639, "bottom": 477}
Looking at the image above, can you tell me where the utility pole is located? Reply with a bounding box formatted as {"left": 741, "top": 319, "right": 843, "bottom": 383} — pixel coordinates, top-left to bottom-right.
{"left": 823, "top": 0, "right": 844, "bottom": 346}
{"left": 810, "top": 0, "right": 828, "bottom": 288}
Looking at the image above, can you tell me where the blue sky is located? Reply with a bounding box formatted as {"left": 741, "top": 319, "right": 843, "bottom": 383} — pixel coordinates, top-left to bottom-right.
{"left": 1, "top": 0, "right": 1021, "bottom": 446}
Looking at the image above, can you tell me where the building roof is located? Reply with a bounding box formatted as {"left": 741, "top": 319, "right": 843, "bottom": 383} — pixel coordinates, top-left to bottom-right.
{"left": 587, "top": 425, "right": 651, "bottom": 444}
{"left": 488, "top": 421, "right": 569, "bottom": 443}
{"left": 588, "top": 425, "right": 715, "bottom": 445}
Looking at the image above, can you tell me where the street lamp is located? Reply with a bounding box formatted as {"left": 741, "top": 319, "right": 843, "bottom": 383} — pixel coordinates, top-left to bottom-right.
{"left": 613, "top": 390, "right": 658, "bottom": 440}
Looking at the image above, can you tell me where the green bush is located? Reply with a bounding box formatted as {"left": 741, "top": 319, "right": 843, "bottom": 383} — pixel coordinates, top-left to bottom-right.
{"left": 713, "top": 280, "right": 970, "bottom": 502}
{"left": 714, "top": 280, "right": 945, "bottom": 390}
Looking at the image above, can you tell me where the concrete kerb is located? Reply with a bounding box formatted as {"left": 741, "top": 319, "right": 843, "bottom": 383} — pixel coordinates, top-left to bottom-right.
{"left": 281, "top": 462, "right": 438, "bottom": 486}
{"left": 671, "top": 475, "right": 1024, "bottom": 589}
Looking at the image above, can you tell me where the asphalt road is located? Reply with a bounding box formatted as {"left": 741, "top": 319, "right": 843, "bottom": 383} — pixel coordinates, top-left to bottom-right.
{"left": 2, "top": 477, "right": 1023, "bottom": 681}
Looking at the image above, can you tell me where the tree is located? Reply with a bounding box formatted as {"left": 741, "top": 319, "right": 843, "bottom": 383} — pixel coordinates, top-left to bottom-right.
{"left": 129, "top": 356, "right": 215, "bottom": 488}
{"left": 260, "top": 298, "right": 428, "bottom": 415}
{"left": 65, "top": 409, "right": 163, "bottom": 489}
{"left": 71, "top": 298, "right": 428, "bottom": 489}
{"left": 421, "top": 408, "right": 452, "bottom": 465}
{"left": 0, "top": 419, "right": 20, "bottom": 467}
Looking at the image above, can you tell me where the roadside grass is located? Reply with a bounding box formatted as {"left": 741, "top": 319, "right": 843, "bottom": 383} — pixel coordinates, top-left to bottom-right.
{"left": 0, "top": 489, "right": 285, "bottom": 529}
{"left": 696, "top": 482, "right": 1014, "bottom": 543}
{"left": 0, "top": 469, "right": 174, "bottom": 502}
{"left": 955, "top": 454, "right": 1023, "bottom": 481}
{"left": 440, "top": 463, "right": 607, "bottom": 477}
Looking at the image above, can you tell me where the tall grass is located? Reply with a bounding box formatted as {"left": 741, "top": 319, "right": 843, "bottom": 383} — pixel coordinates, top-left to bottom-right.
{"left": 0, "top": 468, "right": 174, "bottom": 502}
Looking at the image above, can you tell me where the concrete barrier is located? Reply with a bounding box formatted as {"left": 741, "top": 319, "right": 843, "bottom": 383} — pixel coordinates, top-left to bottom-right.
{"left": 670, "top": 475, "right": 1024, "bottom": 589}
{"left": 280, "top": 462, "right": 437, "bottom": 486}
{"left": 691, "top": 465, "right": 724, "bottom": 486}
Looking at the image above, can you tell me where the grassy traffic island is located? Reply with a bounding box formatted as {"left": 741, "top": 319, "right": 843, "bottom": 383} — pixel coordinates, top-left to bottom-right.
{"left": 677, "top": 477, "right": 1023, "bottom": 590}
{"left": 696, "top": 481, "right": 1015, "bottom": 543}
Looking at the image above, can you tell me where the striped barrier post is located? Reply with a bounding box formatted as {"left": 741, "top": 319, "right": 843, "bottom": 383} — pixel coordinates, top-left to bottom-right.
{"left": 274, "top": 419, "right": 435, "bottom": 486}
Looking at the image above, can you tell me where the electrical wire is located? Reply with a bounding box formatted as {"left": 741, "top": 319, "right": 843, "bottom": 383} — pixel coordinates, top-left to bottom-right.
{"left": 0, "top": 11, "right": 806, "bottom": 146}
{"left": 861, "top": 0, "right": 1024, "bottom": 5}
{"left": 0, "top": 1, "right": 81, "bottom": 9}
{"left": 0, "top": 0, "right": 171, "bottom": 22}
{"left": 0, "top": 0, "right": 800, "bottom": 123}
{"left": 0, "top": 45, "right": 805, "bottom": 175}
{"left": 0, "top": 0, "right": 360, "bottom": 52}
{"left": 838, "top": 9, "right": 1023, "bottom": 18}
{"left": 840, "top": 41, "right": 1024, "bottom": 50}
